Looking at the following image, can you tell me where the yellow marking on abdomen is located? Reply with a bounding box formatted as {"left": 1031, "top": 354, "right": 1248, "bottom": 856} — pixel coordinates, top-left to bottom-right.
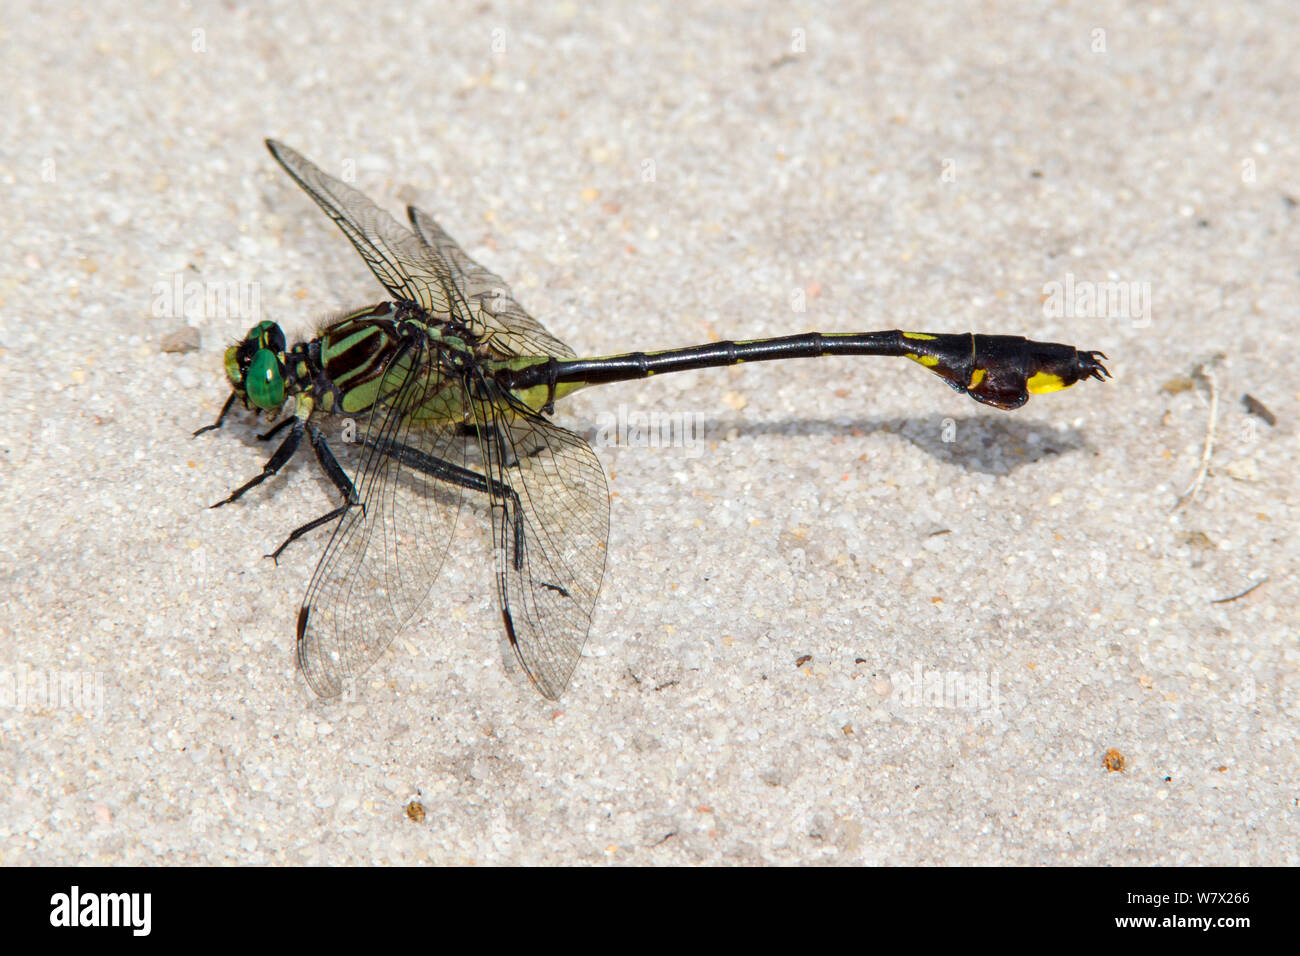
{"left": 1026, "top": 371, "right": 1067, "bottom": 393}
{"left": 968, "top": 368, "right": 986, "bottom": 388}
{"left": 902, "top": 332, "right": 937, "bottom": 341}
{"left": 905, "top": 352, "right": 940, "bottom": 367}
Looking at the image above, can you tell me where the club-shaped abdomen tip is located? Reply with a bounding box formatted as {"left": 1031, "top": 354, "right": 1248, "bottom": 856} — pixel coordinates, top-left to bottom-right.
{"left": 1081, "top": 350, "right": 1111, "bottom": 382}
{"left": 1021, "top": 344, "right": 1112, "bottom": 398}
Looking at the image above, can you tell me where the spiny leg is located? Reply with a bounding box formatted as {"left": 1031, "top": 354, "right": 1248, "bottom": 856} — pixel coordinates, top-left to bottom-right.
{"left": 266, "top": 425, "right": 361, "bottom": 562}
{"left": 193, "top": 392, "right": 237, "bottom": 437}
{"left": 475, "top": 414, "right": 570, "bottom": 597}
{"left": 211, "top": 419, "right": 308, "bottom": 508}
{"left": 258, "top": 415, "right": 297, "bottom": 442}
{"left": 365, "top": 436, "right": 529, "bottom": 572}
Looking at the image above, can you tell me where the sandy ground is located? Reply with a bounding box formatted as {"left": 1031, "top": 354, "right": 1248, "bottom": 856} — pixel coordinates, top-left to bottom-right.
{"left": 1, "top": 1, "right": 1295, "bottom": 864}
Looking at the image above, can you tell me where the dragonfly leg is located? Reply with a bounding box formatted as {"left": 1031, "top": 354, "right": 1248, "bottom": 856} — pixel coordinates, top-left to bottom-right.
{"left": 366, "top": 437, "right": 518, "bottom": 500}
{"left": 193, "top": 391, "right": 237, "bottom": 437}
{"left": 267, "top": 503, "right": 351, "bottom": 563}
{"left": 211, "top": 419, "right": 306, "bottom": 508}
{"left": 265, "top": 425, "right": 361, "bottom": 562}
{"left": 306, "top": 424, "right": 358, "bottom": 503}
{"left": 366, "top": 437, "right": 529, "bottom": 570}
{"left": 257, "top": 415, "right": 297, "bottom": 442}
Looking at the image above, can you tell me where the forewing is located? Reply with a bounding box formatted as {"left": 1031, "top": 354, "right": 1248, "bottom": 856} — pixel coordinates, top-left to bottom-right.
{"left": 473, "top": 385, "right": 610, "bottom": 699}
{"left": 266, "top": 139, "right": 464, "bottom": 318}
{"left": 408, "top": 205, "right": 576, "bottom": 360}
{"left": 296, "top": 342, "right": 468, "bottom": 697}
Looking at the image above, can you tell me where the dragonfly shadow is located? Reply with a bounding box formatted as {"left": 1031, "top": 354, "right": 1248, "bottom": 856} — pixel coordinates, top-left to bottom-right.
{"left": 582, "top": 414, "right": 1094, "bottom": 477}
{"left": 222, "top": 411, "right": 1091, "bottom": 510}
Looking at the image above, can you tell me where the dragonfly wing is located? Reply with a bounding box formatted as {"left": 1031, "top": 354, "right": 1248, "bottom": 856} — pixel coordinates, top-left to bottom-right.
{"left": 472, "top": 386, "right": 610, "bottom": 699}
{"left": 408, "top": 205, "right": 577, "bottom": 360}
{"left": 296, "top": 341, "right": 469, "bottom": 697}
{"left": 266, "top": 139, "right": 466, "bottom": 320}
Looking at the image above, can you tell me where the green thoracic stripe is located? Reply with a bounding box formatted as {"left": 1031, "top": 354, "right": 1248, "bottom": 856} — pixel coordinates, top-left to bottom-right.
{"left": 323, "top": 318, "right": 396, "bottom": 392}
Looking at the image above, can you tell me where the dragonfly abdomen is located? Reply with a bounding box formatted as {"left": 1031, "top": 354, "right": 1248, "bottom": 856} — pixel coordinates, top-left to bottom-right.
{"left": 506, "top": 330, "right": 1108, "bottom": 411}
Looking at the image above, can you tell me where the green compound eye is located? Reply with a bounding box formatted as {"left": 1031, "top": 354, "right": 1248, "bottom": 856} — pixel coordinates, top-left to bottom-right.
{"left": 246, "top": 348, "right": 285, "bottom": 409}
{"left": 253, "top": 320, "right": 286, "bottom": 353}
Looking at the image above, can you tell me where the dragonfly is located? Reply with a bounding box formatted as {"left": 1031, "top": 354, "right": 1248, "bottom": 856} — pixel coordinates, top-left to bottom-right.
{"left": 197, "top": 139, "right": 1110, "bottom": 700}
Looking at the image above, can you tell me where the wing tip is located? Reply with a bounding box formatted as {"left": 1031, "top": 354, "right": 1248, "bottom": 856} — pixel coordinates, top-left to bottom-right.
{"left": 502, "top": 606, "right": 570, "bottom": 701}
{"left": 296, "top": 603, "right": 340, "bottom": 698}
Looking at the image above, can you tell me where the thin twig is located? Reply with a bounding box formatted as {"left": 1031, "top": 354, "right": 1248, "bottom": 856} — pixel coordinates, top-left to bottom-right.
{"left": 1210, "top": 578, "right": 1267, "bottom": 604}
{"left": 1173, "top": 359, "right": 1222, "bottom": 510}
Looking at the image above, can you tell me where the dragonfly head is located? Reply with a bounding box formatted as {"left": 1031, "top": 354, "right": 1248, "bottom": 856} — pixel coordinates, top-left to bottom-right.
{"left": 226, "top": 320, "right": 289, "bottom": 410}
